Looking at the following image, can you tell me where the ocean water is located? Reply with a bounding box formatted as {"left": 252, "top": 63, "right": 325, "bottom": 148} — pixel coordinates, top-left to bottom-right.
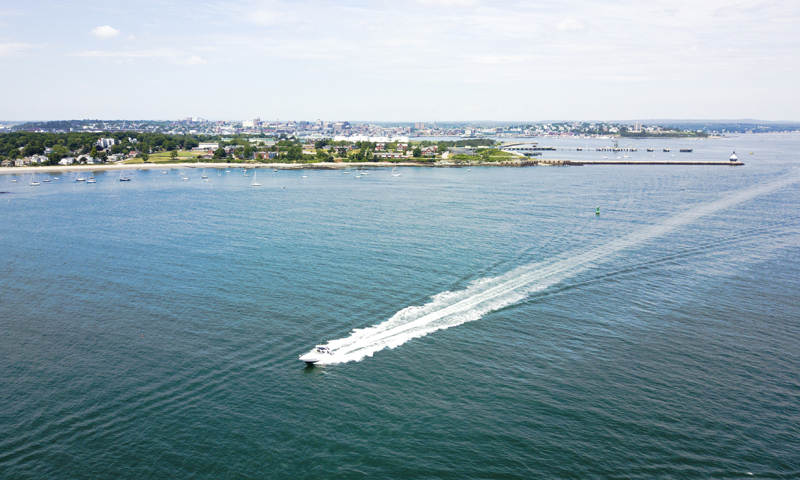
{"left": 1, "top": 134, "right": 799, "bottom": 479}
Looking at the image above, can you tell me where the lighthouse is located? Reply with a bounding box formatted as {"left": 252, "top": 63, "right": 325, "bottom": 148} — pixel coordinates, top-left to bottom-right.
{"left": 730, "top": 151, "right": 738, "bottom": 162}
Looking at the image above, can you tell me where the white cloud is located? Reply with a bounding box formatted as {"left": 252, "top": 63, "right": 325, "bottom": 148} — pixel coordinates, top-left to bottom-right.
{"left": 415, "top": 0, "right": 478, "bottom": 7}
{"left": 176, "top": 55, "right": 207, "bottom": 66}
{"left": 91, "top": 25, "right": 120, "bottom": 40}
{"left": 0, "top": 42, "right": 34, "bottom": 56}
{"left": 69, "top": 49, "right": 180, "bottom": 59}
{"left": 555, "top": 17, "right": 585, "bottom": 31}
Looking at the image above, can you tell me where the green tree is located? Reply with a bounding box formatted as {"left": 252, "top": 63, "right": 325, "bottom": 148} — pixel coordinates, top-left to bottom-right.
{"left": 90, "top": 146, "right": 98, "bottom": 159}
{"left": 170, "top": 150, "right": 178, "bottom": 160}
{"left": 412, "top": 146, "right": 422, "bottom": 158}
{"left": 140, "top": 152, "right": 150, "bottom": 162}
{"left": 213, "top": 148, "right": 227, "bottom": 159}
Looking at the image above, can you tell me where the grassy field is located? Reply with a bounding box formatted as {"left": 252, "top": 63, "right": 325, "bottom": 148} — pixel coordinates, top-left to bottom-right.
{"left": 123, "top": 151, "right": 203, "bottom": 164}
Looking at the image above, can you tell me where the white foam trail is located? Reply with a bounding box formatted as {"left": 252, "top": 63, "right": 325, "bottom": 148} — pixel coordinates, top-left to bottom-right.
{"left": 316, "top": 175, "right": 798, "bottom": 364}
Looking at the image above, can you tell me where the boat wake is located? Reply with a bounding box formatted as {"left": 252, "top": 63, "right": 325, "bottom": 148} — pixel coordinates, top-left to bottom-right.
{"left": 313, "top": 175, "right": 798, "bottom": 365}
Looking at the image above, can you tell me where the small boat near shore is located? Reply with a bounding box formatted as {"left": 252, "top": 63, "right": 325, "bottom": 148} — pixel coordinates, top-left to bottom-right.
{"left": 299, "top": 345, "right": 333, "bottom": 364}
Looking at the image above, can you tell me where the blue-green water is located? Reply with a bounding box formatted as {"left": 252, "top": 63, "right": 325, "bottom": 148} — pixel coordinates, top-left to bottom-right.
{"left": 2, "top": 135, "right": 799, "bottom": 478}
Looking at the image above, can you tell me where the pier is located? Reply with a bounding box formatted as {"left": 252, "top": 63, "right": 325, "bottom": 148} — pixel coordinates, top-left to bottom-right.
{"left": 562, "top": 160, "right": 743, "bottom": 166}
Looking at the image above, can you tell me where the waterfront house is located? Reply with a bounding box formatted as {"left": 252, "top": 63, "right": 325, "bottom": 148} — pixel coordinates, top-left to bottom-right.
{"left": 15, "top": 158, "right": 31, "bottom": 166}
{"left": 420, "top": 146, "right": 438, "bottom": 156}
{"left": 1, "top": 159, "right": 12, "bottom": 167}
{"left": 59, "top": 157, "right": 75, "bottom": 165}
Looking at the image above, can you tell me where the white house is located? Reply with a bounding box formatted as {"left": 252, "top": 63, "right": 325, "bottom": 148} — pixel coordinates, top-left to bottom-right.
{"left": 97, "top": 138, "right": 116, "bottom": 149}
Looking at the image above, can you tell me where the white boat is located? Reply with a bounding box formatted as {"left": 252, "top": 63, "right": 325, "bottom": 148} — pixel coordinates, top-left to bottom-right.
{"left": 360, "top": 168, "right": 369, "bottom": 175}
{"left": 251, "top": 170, "right": 261, "bottom": 187}
{"left": 76, "top": 172, "right": 86, "bottom": 182}
{"left": 11, "top": 179, "right": 18, "bottom": 182}
{"left": 391, "top": 167, "right": 401, "bottom": 177}
{"left": 43, "top": 178, "right": 51, "bottom": 183}
{"left": 202, "top": 170, "right": 208, "bottom": 179}
{"left": 30, "top": 173, "right": 40, "bottom": 186}
{"left": 87, "top": 176, "right": 96, "bottom": 184}
{"left": 299, "top": 345, "right": 333, "bottom": 364}
{"left": 119, "top": 171, "right": 131, "bottom": 182}
{"left": 730, "top": 151, "right": 738, "bottom": 162}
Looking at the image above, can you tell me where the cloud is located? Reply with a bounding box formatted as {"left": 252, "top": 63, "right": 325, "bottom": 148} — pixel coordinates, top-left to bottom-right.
{"left": 69, "top": 48, "right": 180, "bottom": 59}
{"left": 0, "top": 42, "right": 34, "bottom": 56}
{"left": 555, "top": 17, "right": 585, "bottom": 31}
{"left": 176, "top": 55, "right": 208, "bottom": 66}
{"left": 416, "top": 0, "right": 478, "bottom": 6}
{"left": 591, "top": 76, "right": 655, "bottom": 82}
{"left": 91, "top": 25, "right": 120, "bottom": 40}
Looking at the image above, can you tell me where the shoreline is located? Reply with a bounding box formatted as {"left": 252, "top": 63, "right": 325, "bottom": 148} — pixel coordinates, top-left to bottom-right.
{"left": 0, "top": 158, "right": 743, "bottom": 175}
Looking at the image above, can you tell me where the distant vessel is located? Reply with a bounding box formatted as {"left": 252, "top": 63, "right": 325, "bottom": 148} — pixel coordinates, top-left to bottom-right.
{"left": 76, "top": 172, "right": 86, "bottom": 182}
{"left": 730, "top": 151, "right": 738, "bottom": 162}
{"left": 646, "top": 148, "right": 654, "bottom": 152}
{"left": 251, "top": 170, "right": 261, "bottom": 187}
{"left": 391, "top": 167, "right": 401, "bottom": 177}
{"left": 299, "top": 345, "right": 333, "bottom": 364}
{"left": 663, "top": 148, "right": 670, "bottom": 152}
{"left": 43, "top": 178, "right": 51, "bottom": 183}
{"left": 87, "top": 175, "right": 96, "bottom": 184}
{"left": 680, "top": 149, "right": 693, "bottom": 153}
{"left": 119, "top": 171, "right": 131, "bottom": 182}
{"left": 30, "top": 173, "right": 40, "bottom": 186}
{"left": 202, "top": 170, "right": 208, "bottom": 179}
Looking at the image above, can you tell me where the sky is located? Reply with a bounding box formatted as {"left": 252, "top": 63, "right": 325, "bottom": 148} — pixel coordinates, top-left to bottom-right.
{"left": 1, "top": 0, "right": 799, "bottom": 122}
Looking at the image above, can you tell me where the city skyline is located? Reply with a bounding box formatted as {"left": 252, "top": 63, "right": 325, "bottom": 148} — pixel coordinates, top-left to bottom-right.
{"left": 1, "top": 0, "right": 799, "bottom": 121}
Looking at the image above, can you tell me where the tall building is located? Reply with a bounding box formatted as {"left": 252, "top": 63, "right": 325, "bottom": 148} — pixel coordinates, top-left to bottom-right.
{"left": 415, "top": 122, "right": 425, "bottom": 130}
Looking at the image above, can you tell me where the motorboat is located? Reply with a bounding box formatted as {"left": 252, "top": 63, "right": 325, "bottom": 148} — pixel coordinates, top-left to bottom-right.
{"left": 299, "top": 345, "right": 333, "bottom": 364}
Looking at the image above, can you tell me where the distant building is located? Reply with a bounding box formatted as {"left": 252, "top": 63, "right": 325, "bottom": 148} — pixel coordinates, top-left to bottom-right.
{"left": 97, "top": 138, "right": 116, "bottom": 148}
{"left": 415, "top": 122, "right": 426, "bottom": 130}
{"left": 632, "top": 122, "right": 642, "bottom": 133}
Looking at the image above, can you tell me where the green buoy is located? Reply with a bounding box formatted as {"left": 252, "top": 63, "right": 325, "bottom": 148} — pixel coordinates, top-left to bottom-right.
{"left": 596, "top": 206, "right": 600, "bottom": 215}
